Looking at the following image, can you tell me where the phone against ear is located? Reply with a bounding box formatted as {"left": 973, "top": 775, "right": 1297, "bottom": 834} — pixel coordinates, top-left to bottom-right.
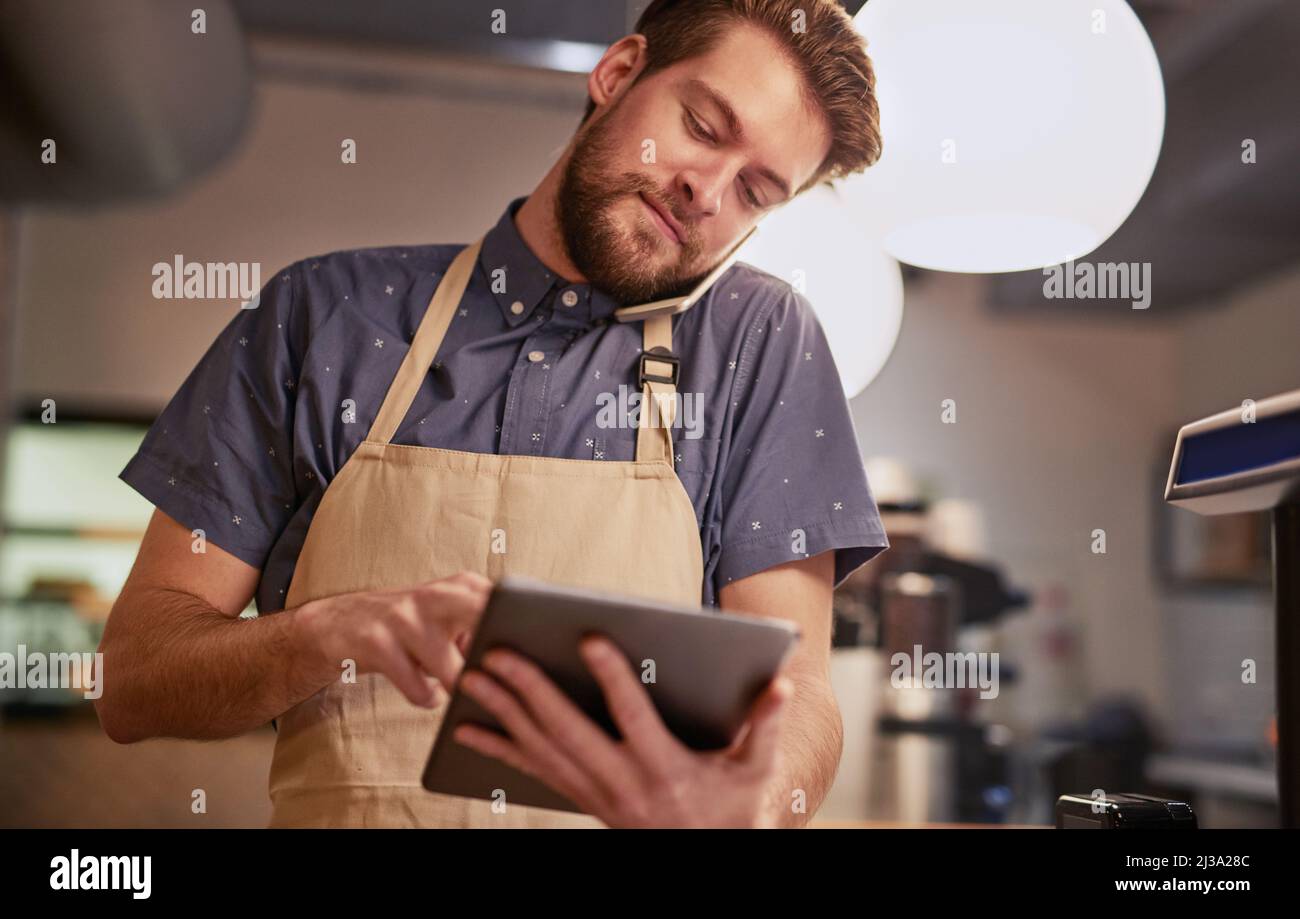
{"left": 612, "top": 224, "right": 760, "bottom": 323}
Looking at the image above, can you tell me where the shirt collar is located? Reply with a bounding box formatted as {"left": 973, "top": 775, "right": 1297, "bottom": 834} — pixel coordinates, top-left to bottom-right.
{"left": 479, "top": 197, "right": 622, "bottom": 327}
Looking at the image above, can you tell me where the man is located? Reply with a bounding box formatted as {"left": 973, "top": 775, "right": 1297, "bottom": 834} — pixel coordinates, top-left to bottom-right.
{"left": 95, "top": 0, "right": 888, "bottom": 828}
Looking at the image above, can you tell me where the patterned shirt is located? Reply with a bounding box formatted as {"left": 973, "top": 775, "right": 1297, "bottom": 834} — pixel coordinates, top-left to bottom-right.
{"left": 120, "top": 197, "right": 889, "bottom": 611}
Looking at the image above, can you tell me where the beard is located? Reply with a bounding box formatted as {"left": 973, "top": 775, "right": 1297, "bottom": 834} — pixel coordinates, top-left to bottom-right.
{"left": 556, "top": 107, "right": 711, "bottom": 305}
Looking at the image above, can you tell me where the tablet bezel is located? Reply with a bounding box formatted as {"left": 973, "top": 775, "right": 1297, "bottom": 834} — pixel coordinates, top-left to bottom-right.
{"left": 420, "top": 575, "right": 801, "bottom": 815}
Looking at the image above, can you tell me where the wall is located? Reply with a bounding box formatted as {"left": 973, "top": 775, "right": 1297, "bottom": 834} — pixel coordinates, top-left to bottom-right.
{"left": 13, "top": 40, "right": 586, "bottom": 408}
{"left": 850, "top": 270, "right": 1181, "bottom": 726}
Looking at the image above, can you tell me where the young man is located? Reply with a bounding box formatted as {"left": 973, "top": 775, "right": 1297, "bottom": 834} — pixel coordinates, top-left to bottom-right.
{"left": 96, "top": 0, "right": 888, "bottom": 828}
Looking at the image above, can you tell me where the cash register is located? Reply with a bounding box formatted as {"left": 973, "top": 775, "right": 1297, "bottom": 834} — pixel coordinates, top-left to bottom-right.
{"left": 1164, "top": 387, "right": 1300, "bottom": 827}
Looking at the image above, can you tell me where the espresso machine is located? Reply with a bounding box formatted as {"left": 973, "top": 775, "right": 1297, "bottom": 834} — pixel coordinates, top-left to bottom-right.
{"left": 1164, "top": 388, "right": 1300, "bottom": 827}
{"left": 830, "top": 483, "right": 1030, "bottom": 824}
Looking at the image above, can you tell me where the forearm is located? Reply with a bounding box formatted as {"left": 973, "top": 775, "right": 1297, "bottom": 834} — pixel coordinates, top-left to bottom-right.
{"left": 95, "top": 587, "right": 332, "bottom": 743}
{"left": 764, "top": 672, "right": 843, "bottom": 828}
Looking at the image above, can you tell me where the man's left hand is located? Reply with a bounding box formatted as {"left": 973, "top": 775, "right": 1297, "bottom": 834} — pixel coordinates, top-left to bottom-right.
{"left": 452, "top": 636, "right": 792, "bottom": 828}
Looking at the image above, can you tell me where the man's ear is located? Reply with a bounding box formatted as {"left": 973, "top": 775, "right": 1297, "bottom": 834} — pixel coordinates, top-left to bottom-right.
{"left": 587, "top": 34, "right": 650, "bottom": 113}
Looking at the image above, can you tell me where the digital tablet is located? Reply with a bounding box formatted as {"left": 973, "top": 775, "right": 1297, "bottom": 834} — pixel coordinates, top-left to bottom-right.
{"left": 421, "top": 575, "right": 801, "bottom": 814}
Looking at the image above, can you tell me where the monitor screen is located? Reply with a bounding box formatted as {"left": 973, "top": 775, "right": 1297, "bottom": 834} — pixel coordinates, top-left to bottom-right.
{"left": 1176, "top": 408, "right": 1300, "bottom": 486}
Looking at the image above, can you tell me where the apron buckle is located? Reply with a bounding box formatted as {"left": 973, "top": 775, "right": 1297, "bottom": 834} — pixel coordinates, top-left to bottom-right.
{"left": 638, "top": 346, "right": 680, "bottom": 386}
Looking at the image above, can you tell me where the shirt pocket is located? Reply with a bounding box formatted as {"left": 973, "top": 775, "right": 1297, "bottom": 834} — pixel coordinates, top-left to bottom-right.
{"left": 601, "top": 430, "right": 721, "bottom": 528}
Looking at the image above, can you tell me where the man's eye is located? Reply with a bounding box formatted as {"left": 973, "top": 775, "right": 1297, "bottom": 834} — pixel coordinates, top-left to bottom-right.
{"left": 684, "top": 110, "right": 714, "bottom": 143}
{"left": 740, "top": 179, "right": 761, "bottom": 209}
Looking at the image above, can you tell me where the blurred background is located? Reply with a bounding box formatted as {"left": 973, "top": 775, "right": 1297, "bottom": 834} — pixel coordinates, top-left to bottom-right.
{"left": 0, "top": 0, "right": 1297, "bottom": 827}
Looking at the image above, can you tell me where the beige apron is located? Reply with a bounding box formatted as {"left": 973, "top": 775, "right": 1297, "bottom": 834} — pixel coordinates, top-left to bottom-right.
{"left": 267, "top": 238, "right": 704, "bottom": 828}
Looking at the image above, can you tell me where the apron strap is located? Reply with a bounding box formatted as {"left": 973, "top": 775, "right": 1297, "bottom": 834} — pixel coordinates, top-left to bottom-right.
{"left": 366, "top": 235, "right": 677, "bottom": 471}
{"left": 635, "top": 313, "right": 677, "bottom": 466}
{"left": 366, "top": 239, "right": 483, "bottom": 445}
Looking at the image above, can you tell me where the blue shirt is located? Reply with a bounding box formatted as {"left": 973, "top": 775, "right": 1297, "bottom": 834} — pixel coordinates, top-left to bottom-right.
{"left": 120, "top": 197, "right": 888, "bottom": 611}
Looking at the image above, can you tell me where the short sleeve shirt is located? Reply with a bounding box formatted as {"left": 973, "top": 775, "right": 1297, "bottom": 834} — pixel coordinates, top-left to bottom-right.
{"left": 120, "top": 197, "right": 889, "bottom": 611}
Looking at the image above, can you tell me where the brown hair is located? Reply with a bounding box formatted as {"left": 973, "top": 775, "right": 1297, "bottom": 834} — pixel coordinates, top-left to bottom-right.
{"left": 581, "top": 0, "right": 882, "bottom": 190}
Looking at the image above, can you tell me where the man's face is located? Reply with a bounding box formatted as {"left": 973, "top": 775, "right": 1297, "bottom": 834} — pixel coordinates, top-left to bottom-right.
{"left": 558, "top": 24, "right": 833, "bottom": 304}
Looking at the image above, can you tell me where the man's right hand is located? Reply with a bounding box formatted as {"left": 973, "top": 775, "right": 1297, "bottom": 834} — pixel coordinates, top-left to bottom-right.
{"left": 295, "top": 571, "right": 493, "bottom": 709}
{"left": 97, "top": 510, "right": 498, "bottom": 742}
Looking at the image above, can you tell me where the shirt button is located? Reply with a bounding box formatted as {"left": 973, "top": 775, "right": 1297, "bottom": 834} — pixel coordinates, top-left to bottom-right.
{"left": 527, "top": 350, "right": 545, "bottom": 363}
{"left": 561, "top": 290, "right": 579, "bottom": 307}
{"left": 510, "top": 300, "right": 525, "bottom": 315}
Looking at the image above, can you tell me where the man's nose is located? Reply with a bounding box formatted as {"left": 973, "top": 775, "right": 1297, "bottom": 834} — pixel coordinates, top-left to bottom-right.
{"left": 676, "top": 168, "right": 725, "bottom": 220}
